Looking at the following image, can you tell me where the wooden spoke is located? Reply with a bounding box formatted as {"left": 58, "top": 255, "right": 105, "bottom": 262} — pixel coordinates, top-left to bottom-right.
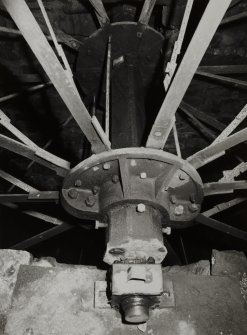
{"left": 11, "top": 222, "right": 73, "bottom": 250}
{"left": 1, "top": 0, "right": 110, "bottom": 154}
{"left": 203, "top": 180, "right": 247, "bottom": 196}
{"left": 0, "top": 134, "right": 70, "bottom": 177}
{"left": 220, "top": 10, "right": 247, "bottom": 26}
{"left": 0, "top": 191, "right": 59, "bottom": 203}
{"left": 0, "top": 169, "right": 37, "bottom": 193}
{"left": 180, "top": 102, "right": 225, "bottom": 132}
{"left": 197, "top": 65, "right": 247, "bottom": 75}
{"left": 187, "top": 128, "right": 247, "bottom": 169}
{"left": 212, "top": 104, "right": 247, "bottom": 145}
{"left": 88, "top": 0, "right": 110, "bottom": 27}
{"left": 139, "top": 0, "right": 157, "bottom": 25}
{"left": 0, "top": 83, "right": 52, "bottom": 104}
{"left": 196, "top": 214, "right": 247, "bottom": 242}
{"left": 146, "top": 0, "right": 231, "bottom": 149}
{"left": 202, "top": 198, "right": 247, "bottom": 217}
{"left": 0, "top": 25, "right": 81, "bottom": 51}
{"left": 196, "top": 71, "right": 247, "bottom": 92}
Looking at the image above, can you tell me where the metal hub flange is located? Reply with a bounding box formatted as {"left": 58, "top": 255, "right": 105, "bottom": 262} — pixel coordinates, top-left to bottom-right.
{"left": 61, "top": 148, "right": 204, "bottom": 226}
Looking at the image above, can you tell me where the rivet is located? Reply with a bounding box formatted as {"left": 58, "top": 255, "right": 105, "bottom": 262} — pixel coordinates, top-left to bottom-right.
{"left": 154, "top": 131, "right": 162, "bottom": 137}
{"left": 170, "top": 195, "right": 177, "bottom": 204}
{"left": 140, "top": 172, "right": 147, "bottom": 179}
{"left": 112, "top": 175, "right": 119, "bottom": 183}
{"left": 85, "top": 195, "right": 96, "bottom": 207}
{"left": 174, "top": 205, "right": 184, "bottom": 216}
{"left": 103, "top": 162, "right": 111, "bottom": 170}
{"left": 136, "top": 203, "right": 146, "bottom": 213}
{"left": 74, "top": 179, "right": 82, "bottom": 187}
{"left": 92, "top": 186, "right": 100, "bottom": 195}
{"left": 68, "top": 189, "right": 78, "bottom": 199}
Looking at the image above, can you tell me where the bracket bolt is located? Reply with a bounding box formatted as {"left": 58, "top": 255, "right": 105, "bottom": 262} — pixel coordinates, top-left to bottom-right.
{"left": 140, "top": 172, "right": 147, "bottom": 179}
{"left": 162, "top": 227, "right": 171, "bottom": 235}
{"left": 85, "top": 195, "right": 96, "bottom": 207}
{"left": 174, "top": 205, "right": 184, "bottom": 216}
{"left": 112, "top": 175, "right": 119, "bottom": 184}
{"left": 136, "top": 203, "right": 146, "bottom": 213}
{"left": 189, "top": 203, "right": 199, "bottom": 213}
{"left": 92, "top": 186, "right": 100, "bottom": 195}
{"left": 103, "top": 163, "right": 111, "bottom": 170}
{"left": 74, "top": 179, "right": 82, "bottom": 187}
{"left": 68, "top": 188, "right": 78, "bottom": 200}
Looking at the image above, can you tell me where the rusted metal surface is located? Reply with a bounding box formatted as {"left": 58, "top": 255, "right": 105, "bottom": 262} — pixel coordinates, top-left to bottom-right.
{"left": 146, "top": 0, "right": 232, "bottom": 149}
{"left": 61, "top": 148, "right": 203, "bottom": 223}
{"left": 2, "top": 0, "right": 110, "bottom": 154}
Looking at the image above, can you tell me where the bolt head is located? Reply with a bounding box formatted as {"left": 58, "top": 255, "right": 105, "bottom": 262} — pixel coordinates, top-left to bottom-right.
{"left": 103, "top": 163, "right": 111, "bottom": 170}
{"left": 189, "top": 203, "right": 199, "bottom": 213}
{"left": 136, "top": 203, "right": 146, "bottom": 213}
{"left": 74, "top": 179, "right": 82, "bottom": 187}
{"left": 154, "top": 131, "right": 162, "bottom": 137}
{"left": 112, "top": 175, "right": 119, "bottom": 183}
{"left": 92, "top": 186, "right": 100, "bottom": 195}
{"left": 140, "top": 172, "right": 147, "bottom": 179}
{"left": 174, "top": 205, "right": 184, "bottom": 216}
{"left": 85, "top": 195, "right": 96, "bottom": 207}
{"left": 68, "top": 189, "right": 78, "bottom": 199}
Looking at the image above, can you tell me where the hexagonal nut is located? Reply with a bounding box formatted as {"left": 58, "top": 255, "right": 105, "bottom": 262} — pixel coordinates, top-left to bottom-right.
{"left": 103, "top": 162, "right": 111, "bottom": 170}
{"left": 174, "top": 205, "right": 184, "bottom": 216}
{"left": 140, "top": 172, "right": 147, "bottom": 179}
{"left": 68, "top": 189, "right": 78, "bottom": 200}
{"left": 85, "top": 195, "right": 96, "bottom": 207}
{"left": 136, "top": 203, "right": 146, "bottom": 213}
{"left": 189, "top": 203, "right": 199, "bottom": 213}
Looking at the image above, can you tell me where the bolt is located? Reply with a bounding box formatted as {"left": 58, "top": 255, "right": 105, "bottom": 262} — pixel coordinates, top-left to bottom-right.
{"left": 103, "top": 162, "right": 111, "bottom": 170}
{"left": 174, "top": 205, "right": 184, "bottom": 216}
{"left": 112, "top": 175, "right": 119, "bottom": 184}
{"left": 92, "top": 186, "right": 100, "bottom": 195}
{"left": 74, "top": 179, "right": 82, "bottom": 187}
{"left": 68, "top": 188, "right": 78, "bottom": 199}
{"left": 85, "top": 195, "right": 96, "bottom": 207}
{"left": 136, "top": 203, "right": 146, "bottom": 213}
{"left": 71, "top": 41, "right": 77, "bottom": 49}
{"left": 140, "top": 172, "right": 147, "bottom": 179}
{"left": 137, "top": 32, "right": 142, "bottom": 38}
{"left": 189, "top": 203, "right": 199, "bottom": 213}
{"left": 162, "top": 227, "right": 171, "bottom": 235}
{"left": 170, "top": 194, "right": 177, "bottom": 204}
{"left": 162, "top": 291, "right": 170, "bottom": 297}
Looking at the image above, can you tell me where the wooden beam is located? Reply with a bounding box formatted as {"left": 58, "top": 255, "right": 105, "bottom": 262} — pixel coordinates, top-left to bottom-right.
{"left": 88, "top": 0, "right": 110, "bottom": 27}
{"left": 146, "top": 0, "right": 231, "bottom": 149}
{"left": 0, "top": 191, "right": 59, "bottom": 203}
